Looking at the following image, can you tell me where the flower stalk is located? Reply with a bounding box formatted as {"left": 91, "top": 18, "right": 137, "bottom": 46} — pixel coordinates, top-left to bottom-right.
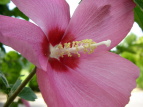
{"left": 3, "top": 67, "right": 37, "bottom": 107}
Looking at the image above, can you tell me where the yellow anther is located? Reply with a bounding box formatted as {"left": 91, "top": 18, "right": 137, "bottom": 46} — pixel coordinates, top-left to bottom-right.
{"left": 68, "top": 52, "right": 72, "bottom": 57}
{"left": 60, "top": 52, "right": 64, "bottom": 57}
{"left": 72, "top": 41, "right": 75, "bottom": 47}
{"left": 58, "top": 44, "right": 63, "bottom": 50}
{"left": 75, "top": 45, "right": 79, "bottom": 51}
{"left": 76, "top": 52, "right": 80, "bottom": 57}
{"left": 67, "top": 43, "right": 71, "bottom": 48}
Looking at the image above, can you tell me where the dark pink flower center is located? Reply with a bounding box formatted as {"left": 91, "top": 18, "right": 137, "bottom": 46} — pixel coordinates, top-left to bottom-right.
{"left": 42, "top": 28, "right": 111, "bottom": 72}
{"left": 42, "top": 27, "right": 79, "bottom": 72}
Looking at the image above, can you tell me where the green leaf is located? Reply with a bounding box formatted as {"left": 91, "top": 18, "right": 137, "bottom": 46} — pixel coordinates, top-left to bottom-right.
{"left": 9, "top": 79, "right": 22, "bottom": 96}
{"left": 134, "top": 0, "right": 143, "bottom": 11}
{"left": 124, "top": 34, "right": 137, "bottom": 45}
{"left": 0, "top": 5, "right": 29, "bottom": 21}
{"left": 12, "top": 7, "right": 29, "bottom": 20}
{"left": 19, "top": 87, "right": 37, "bottom": 101}
{"left": 136, "top": 67, "right": 143, "bottom": 89}
{"left": 1, "top": 51, "right": 22, "bottom": 84}
{"left": 121, "top": 52, "right": 137, "bottom": 64}
{"left": 0, "top": 43, "right": 5, "bottom": 53}
{"left": 134, "top": 6, "right": 143, "bottom": 31}
{"left": 9, "top": 102, "right": 19, "bottom": 107}
{"left": 0, "top": 71, "right": 9, "bottom": 88}
{"left": 0, "top": 0, "right": 10, "bottom": 5}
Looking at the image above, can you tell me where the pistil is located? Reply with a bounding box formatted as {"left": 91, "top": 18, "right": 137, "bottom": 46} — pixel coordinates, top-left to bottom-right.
{"left": 50, "top": 39, "right": 111, "bottom": 59}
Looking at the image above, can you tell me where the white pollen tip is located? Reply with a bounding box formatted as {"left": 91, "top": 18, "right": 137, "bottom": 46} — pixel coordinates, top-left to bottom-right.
{"left": 105, "top": 40, "right": 111, "bottom": 47}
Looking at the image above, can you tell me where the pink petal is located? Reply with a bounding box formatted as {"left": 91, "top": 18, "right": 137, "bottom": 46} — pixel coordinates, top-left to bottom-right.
{"left": 12, "top": 0, "right": 70, "bottom": 36}
{"left": 62, "top": 0, "right": 135, "bottom": 51}
{"left": 36, "top": 52, "right": 139, "bottom": 107}
{"left": 0, "top": 15, "right": 49, "bottom": 70}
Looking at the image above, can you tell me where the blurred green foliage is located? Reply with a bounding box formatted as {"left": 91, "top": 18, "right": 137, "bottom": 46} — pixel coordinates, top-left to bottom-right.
{"left": 1, "top": 51, "right": 22, "bottom": 83}
{"left": 0, "top": 0, "right": 10, "bottom": 5}
{"left": 0, "top": 49, "right": 38, "bottom": 106}
{"left": 0, "top": 50, "right": 39, "bottom": 92}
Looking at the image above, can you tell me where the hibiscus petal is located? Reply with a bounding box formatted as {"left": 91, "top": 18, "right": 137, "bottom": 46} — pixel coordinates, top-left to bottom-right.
{"left": 36, "top": 52, "right": 139, "bottom": 107}
{"left": 0, "top": 15, "right": 49, "bottom": 70}
{"left": 63, "top": 0, "right": 135, "bottom": 50}
{"left": 12, "top": 0, "right": 70, "bottom": 35}
{"left": 21, "top": 99, "right": 30, "bottom": 107}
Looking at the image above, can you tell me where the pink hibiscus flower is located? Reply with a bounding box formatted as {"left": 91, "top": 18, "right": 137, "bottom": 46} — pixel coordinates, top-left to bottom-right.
{"left": 0, "top": 0, "right": 139, "bottom": 107}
